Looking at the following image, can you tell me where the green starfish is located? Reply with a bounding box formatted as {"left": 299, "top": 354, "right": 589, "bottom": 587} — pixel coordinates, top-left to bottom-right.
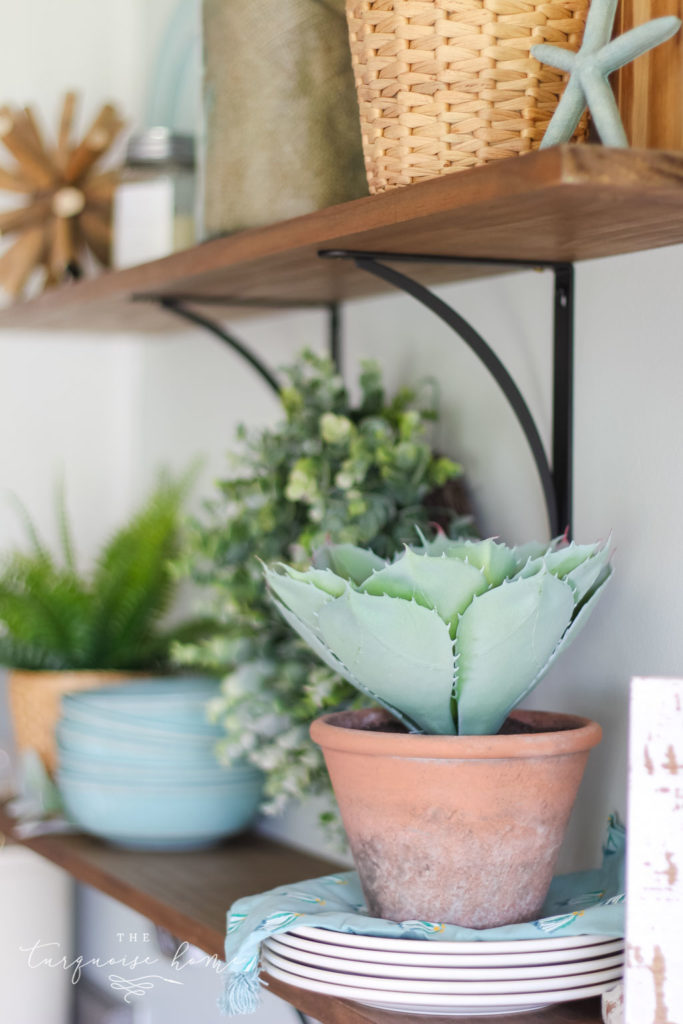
{"left": 531, "top": 0, "right": 681, "bottom": 147}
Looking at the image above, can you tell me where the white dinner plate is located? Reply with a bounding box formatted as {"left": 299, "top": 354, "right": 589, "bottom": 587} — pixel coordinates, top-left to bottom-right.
{"left": 262, "top": 947, "right": 623, "bottom": 994}
{"left": 291, "top": 925, "right": 621, "bottom": 955}
{"left": 263, "top": 957, "right": 617, "bottom": 1015}
{"left": 277, "top": 930, "right": 624, "bottom": 967}
{"left": 265, "top": 935, "right": 624, "bottom": 981}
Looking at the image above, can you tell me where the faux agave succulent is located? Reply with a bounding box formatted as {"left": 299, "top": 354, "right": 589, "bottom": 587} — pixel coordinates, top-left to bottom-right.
{"left": 264, "top": 534, "right": 612, "bottom": 736}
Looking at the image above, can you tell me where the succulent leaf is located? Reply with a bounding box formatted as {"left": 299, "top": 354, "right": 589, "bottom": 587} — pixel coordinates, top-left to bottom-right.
{"left": 318, "top": 589, "right": 457, "bottom": 735}
{"left": 411, "top": 530, "right": 457, "bottom": 557}
{"left": 513, "top": 540, "right": 611, "bottom": 601}
{"left": 562, "top": 543, "right": 612, "bottom": 605}
{"left": 267, "top": 531, "right": 612, "bottom": 736}
{"left": 546, "top": 565, "right": 612, "bottom": 662}
{"left": 270, "top": 591, "right": 419, "bottom": 732}
{"left": 512, "top": 556, "right": 546, "bottom": 580}
{"left": 446, "top": 539, "right": 519, "bottom": 586}
{"left": 264, "top": 566, "right": 341, "bottom": 639}
{"left": 312, "top": 543, "right": 384, "bottom": 585}
{"left": 360, "top": 548, "right": 488, "bottom": 635}
{"left": 510, "top": 539, "right": 559, "bottom": 566}
{"left": 498, "top": 566, "right": 613, "bottom": 715}
{"left": 541, "top": 541, "right": 605, "bottom": 578}
{"left": 278, "top": 565, "right": 348, "bottom": 599}
{"left": 454, "top": 571, "right": 576, "bottom": 735}
{"left": 269, "top": 593, "right": 351, "bottom": 680}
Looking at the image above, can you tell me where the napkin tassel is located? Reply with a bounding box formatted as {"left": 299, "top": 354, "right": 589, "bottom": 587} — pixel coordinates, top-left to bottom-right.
{"left": 219, "top": 969, "right": 262, "bottom": 1015}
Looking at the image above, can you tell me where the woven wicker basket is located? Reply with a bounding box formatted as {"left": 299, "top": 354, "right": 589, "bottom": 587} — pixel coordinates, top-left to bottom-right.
{"left": 345, "top": 0, "right": 590, "bottom": 193}
{"left": 8, "top": 669, "right": 132, "bottom": 776}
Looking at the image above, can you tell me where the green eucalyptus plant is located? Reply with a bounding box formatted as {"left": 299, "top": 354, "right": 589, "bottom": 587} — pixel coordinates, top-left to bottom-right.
{"left": 265, "top": 533, "right": 612, "bottom": 736}
{"left": 174, "top": 349, "right": 468, "bottom": 815}
{"left": 0, "top": 472, "right": 212, "bottom": 672}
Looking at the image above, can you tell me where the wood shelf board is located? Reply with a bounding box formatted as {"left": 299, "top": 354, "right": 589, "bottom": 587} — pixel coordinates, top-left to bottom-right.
{"left": 0, "top": 805, "right": 339, "bottom": 958}
{"left": 0, "top": 806, "right": 603, "bottom": 1024}
{"left": 264, "top": 974, "right": 603, "bottom": 1023}
{"left": 0, "top": 146, "right": 681, "bottom": 332}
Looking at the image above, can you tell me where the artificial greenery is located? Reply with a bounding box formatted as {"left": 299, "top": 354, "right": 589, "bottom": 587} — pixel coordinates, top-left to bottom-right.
{"left": 174, "top": 350, "right": 468, "bottom": 817}
{"left": 0, "top": 472, "right": 212, "bottom": 671}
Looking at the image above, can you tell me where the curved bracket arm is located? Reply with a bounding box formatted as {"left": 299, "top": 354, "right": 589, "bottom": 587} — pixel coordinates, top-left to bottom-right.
{"left": 351, "top": 256, "right": 560, "bottom": 536}
{"left": 154, "top": 298, "right": 343, "bottom": 394}
{"left": 159, "top": 298, "right": 282, "bottom": 395}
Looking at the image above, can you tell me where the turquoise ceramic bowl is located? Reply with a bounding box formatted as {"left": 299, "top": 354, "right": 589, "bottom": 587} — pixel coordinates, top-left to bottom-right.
{"left": 55, "top": 676, "right": 265, "bottom": 850}
{"left": 56, "top": 744, "right": 259, "bottom": 784}
{"left": 65, "top": 677, "right": 220, "bottom": 719}
{"left": 55, "top": 718, "right": 225, "bottom": 763}
{"left": 60, "top": 699, "right": 223, "bottom": 740}
{"left": 71, "top": 676, "right": 218, "bottom": 698}
{"left": 57, "top": 771, "right": 264, "bottom": 851}
{"left": 60, "top": 677, "right": 222, "bottom": 735}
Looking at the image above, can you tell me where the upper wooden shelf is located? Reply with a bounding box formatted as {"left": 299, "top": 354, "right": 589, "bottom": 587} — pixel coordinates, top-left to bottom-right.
{"left": 0, "top": 805, "right": 602, "bottom": 1024}
{"left": 0, "top": 146, "right": 682, "bottom": 333}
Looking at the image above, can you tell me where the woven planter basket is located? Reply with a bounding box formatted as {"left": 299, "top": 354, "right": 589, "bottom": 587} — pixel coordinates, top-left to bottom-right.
{"left": 8, "top": 669, "right": 132, "bottom": 776}
{"left": 345, "top": 0, "right": 590, "bottom": 193}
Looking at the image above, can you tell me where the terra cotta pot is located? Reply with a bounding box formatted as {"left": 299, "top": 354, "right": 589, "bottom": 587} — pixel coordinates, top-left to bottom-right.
{"left": 310, "top": 707, "right": 602, "bottom": 929}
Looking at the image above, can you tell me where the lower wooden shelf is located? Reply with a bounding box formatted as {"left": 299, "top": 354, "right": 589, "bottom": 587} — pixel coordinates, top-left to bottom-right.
{"left": 263, "top": 973, "right": 602, "bottom": 1024}
{"left": 0, "top": 805, "right": 602, "bottom": 1024}
{"left": 0, "top": 803, "right": 338, "bottom": 956}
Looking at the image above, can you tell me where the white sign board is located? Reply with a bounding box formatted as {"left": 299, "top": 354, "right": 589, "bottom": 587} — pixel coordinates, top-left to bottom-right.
{"left": 625, "top": 677, "right": 683, "bottom": 1024}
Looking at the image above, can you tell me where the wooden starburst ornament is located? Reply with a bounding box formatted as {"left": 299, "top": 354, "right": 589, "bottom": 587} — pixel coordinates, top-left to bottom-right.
{"left": 0, "top": 92, "right": 123, "bottom": 299}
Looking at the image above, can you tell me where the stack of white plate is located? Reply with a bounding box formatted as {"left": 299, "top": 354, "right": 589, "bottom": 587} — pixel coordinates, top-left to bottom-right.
{"left": 262, "top": 926, "right": 624, "bottom": 1016}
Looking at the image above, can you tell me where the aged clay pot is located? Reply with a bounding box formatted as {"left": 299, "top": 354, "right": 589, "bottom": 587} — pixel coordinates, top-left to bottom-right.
{"left": 310, "top": 707, "right": 602, "bottom": 929}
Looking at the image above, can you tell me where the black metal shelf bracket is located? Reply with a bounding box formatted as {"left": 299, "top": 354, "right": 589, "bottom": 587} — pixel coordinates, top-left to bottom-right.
{"left": 159, "top": 297, "right": 281, "bottom": 394}
{"left": 152, "top": 296, "right": 343, "bottom": 396}
{"left": 146, "top": 252, "right": 573, "bottom": 536}
{"left": 319, "top": 250, "right": 574, "bottom": 538}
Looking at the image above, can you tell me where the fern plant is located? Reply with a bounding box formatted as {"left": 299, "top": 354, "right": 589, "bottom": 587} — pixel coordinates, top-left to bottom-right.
{"left": 0, "top": 473, "right": 212, "bottom": 671}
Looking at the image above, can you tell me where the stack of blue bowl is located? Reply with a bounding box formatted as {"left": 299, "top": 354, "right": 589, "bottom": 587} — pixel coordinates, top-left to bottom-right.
{"left": 55, "top": 677, "right": 263, "bottom": 851}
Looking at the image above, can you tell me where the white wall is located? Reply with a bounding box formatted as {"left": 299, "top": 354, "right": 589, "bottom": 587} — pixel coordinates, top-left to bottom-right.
{"left": 0, "top": 0, "right": 183, "bottom": 756}
{"left": 0, "top": 847, "right": 73, "bottom": 1024}
{"left": 0, "top": 0, "right": 680, "bottom": 952}
{"left": 0, "top": 0, "right": 180, "bottom": 556}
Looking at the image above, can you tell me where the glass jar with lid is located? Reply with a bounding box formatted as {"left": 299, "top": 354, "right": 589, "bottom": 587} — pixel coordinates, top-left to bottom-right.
{"left": 113, "top": 127, "right": 195, "bottom": 269}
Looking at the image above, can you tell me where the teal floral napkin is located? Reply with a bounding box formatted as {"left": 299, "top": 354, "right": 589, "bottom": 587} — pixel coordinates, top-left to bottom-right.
{"left": 221, "top": 816, "right": 625, "bottom": 1014}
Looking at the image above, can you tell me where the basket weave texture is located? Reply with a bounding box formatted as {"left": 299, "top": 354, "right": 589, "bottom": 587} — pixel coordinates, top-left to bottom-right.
{"left": 8, "top": 670, "right": 131, "bottom": 775}
{"left": 345, "top": 0, "right": 590, "bottom": 192}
